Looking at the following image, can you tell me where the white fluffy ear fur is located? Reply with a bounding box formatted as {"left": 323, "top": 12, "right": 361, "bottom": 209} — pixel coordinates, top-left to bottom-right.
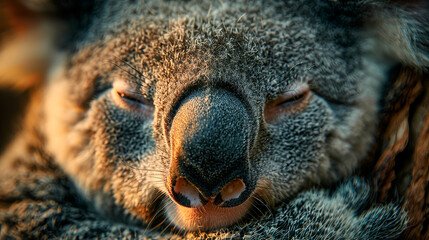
{"left": 368, "top": 1, "right": 428, "bottom": 69}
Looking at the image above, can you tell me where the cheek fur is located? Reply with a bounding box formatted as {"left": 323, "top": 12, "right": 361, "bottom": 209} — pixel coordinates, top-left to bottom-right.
{"left": 92, "top": 97, "right": 155, "bottom": 159}
{"left": 256, "top": 97, "right": 332, "bottom": 202}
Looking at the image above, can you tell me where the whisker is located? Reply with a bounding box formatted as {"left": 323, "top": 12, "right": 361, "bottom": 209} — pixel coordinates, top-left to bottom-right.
{"left": 119, "top": 58, "right": 145, "bottom": 78}
{"left": 170, "top": 222, "right": 184, "bottom": 236}
{"left": 150, "top": 200, "right": 173, "bottom": 231}
{"left": 145, "top": 174, "right": 165, "bottom": 180}
{"left": 151, "top": 191, "right": 167, "bottom": 210}
{"left": 199, "top": 204, "right": 207, "bottom": 215}
{"left": 144, "top": 193, "right": 169, "bottom": 233}
{"left": 144, "top": 203, "right": 164, "bottom": 234}
{"left": 147, "top": 181, "right": 165, "bottom": 186}
{"left": 145, "top": 174, "right": 164, "bottom": 179}
{"left": 253, "top": 194, "right": 273, "bottom": 217}
{"left": 250, "top": 202, "right": 266, "bottom": 217}
{"left": 126, "top": 164, "right": 168, "bottom": 173}
{"left": 159, "top": 202, "right": 179, "bottom": 235}
{"left": 111, "top": 61, "right": 141, "bottom": 80}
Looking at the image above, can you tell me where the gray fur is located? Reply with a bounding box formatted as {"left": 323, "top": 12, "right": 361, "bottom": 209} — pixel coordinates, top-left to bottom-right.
{"left": 0, "top": 0, "right": 427, "bottom": 238}
{"left": 0, "top": 177, "right": 407, "bottom": 239}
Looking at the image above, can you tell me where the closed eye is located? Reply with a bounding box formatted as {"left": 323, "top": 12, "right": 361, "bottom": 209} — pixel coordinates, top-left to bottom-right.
{"left": 116, "top": 90, "right": 152, "bottom": 107}
{"left": 112, "top": 81, "right": 154, "bottom": 115}
{"left": 276, "top": 91, "right": 307, "bottom": 107}
{"left": 264, "top": 83, "right": 311, "bottom": 123}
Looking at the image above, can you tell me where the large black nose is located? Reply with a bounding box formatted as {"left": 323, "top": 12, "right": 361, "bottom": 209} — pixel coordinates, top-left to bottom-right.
{"left": 168, "top": 88, "right": 254, "bottom": 208}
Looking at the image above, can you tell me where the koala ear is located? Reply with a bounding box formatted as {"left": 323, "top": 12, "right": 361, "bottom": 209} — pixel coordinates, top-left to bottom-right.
{"left": 0, "top": 0, "right": 96, "bottom": 90}
{"left": 367, "top": 0, "right": 429, "bottom": 69}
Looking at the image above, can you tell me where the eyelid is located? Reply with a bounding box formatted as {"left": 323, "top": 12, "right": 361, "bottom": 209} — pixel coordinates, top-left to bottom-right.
{"left": 112, "top": 81, "right": 154, "bottom": 112}
{"left": 264, "top": 83, "right": 311, "bottom": 123}
{"left": 269, "top": 83, "right": 310, "bottom": 106}
{"left": 113, "top": 81, "right": 141, "bottom": 98}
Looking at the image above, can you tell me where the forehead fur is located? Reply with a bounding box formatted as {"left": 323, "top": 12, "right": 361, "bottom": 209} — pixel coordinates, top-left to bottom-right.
{"left": 66, "top": 0, "right": 366, "bottom": 101}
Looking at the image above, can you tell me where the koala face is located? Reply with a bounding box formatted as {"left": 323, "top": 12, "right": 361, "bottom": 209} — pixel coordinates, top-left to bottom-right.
{"left": 40, "top": 0, "right": 394, "bottom": 231}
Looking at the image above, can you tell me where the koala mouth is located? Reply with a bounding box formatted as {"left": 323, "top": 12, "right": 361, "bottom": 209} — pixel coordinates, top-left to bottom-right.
{"left": 162, "top": 177, "right": 252, "bottom": 231}
{"left": 164, "top": 195, "right": 254, "bottom": 231}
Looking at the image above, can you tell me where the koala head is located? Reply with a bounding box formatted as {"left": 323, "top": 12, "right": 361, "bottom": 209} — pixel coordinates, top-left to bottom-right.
{"left": 3, "top": 0, "right": 427, "bottom": 231}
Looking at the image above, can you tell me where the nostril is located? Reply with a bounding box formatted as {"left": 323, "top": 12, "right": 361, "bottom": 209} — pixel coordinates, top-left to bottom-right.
{"left": 172, "top": 177, "right": 203, "bottom": 207}
{"left": 171, "top": 177, "right": 247, "bottom": 208}
{"left": 220, "top": 179, "right": 246, "bottom": 202}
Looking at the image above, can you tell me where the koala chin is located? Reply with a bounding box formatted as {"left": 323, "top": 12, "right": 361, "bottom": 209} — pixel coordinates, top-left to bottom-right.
{"left": 0, "top": 0, "right": 427, "bottom": 235}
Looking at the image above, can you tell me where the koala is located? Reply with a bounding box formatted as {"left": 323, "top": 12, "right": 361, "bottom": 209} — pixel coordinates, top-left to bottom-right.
{"left": 0, "top": 0, "right": 427, "bottom": 238}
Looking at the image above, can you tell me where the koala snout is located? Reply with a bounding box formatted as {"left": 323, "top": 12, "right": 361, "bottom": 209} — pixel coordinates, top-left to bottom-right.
{"left": 168, "top": 88, "right": 255, "bottom": 208}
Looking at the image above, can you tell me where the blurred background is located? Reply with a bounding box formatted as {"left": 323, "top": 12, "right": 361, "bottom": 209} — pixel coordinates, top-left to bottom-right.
{"left": 0, "top": 1, "right": 36, "bottom": 154}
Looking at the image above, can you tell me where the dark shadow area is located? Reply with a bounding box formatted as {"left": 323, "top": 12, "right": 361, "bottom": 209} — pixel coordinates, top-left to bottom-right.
{"left": 0, "top": 88, "right": 29, "bottom": 154}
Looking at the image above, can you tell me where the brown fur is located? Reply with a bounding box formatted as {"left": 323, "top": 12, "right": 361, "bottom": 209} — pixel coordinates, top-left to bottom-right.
{"left": 0, "top": 0, "right": 428, "bottom": 238}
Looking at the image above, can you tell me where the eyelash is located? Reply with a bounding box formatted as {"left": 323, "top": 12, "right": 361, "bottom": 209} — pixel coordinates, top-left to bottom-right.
{"left": 276, "top": 91, "right": 307, "bottom": 107}
{"left": 264, "top": 85, "right": 311, "bottom": 123}
{"left": 113, "top": 88, "right": 154, "bottom": 114}
{"left": 112, "top": 83, "right": 309, "bottom": 120}
{"left": 118, "top": 91, "right": 142, "bottom": 104}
